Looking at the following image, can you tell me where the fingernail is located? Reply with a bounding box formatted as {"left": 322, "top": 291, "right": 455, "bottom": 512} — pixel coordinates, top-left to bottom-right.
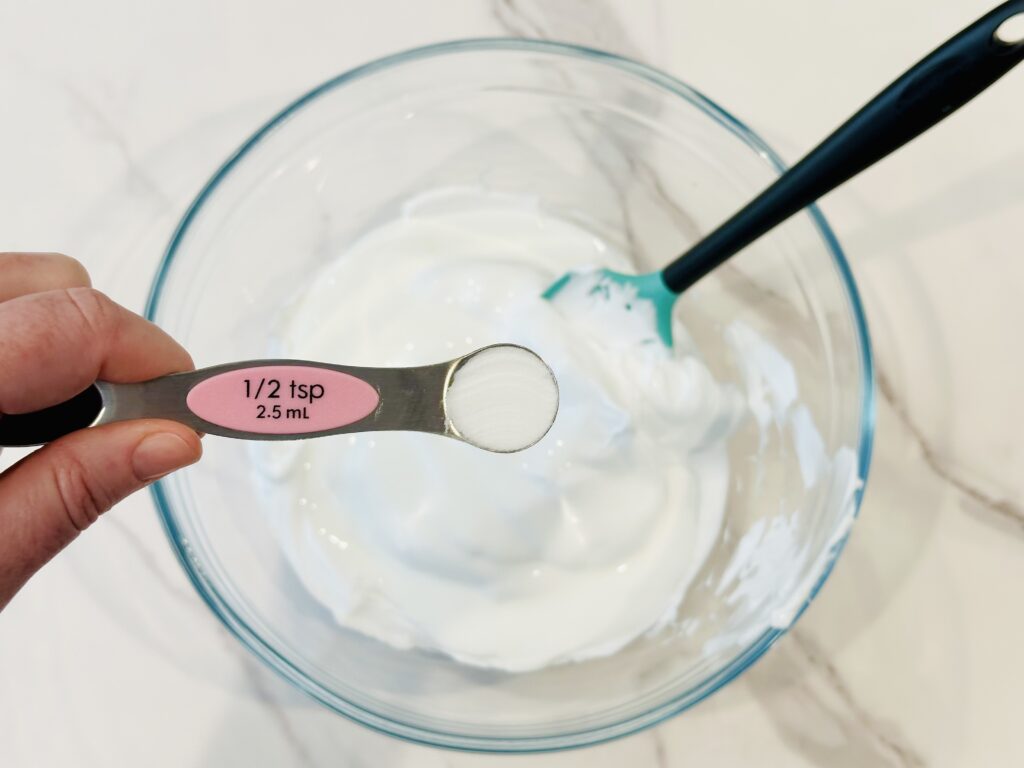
{"left": 132, "top": 432, "right": 199, "bottom": 481}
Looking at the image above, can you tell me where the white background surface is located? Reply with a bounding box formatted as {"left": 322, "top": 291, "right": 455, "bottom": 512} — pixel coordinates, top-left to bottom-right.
{"left": 2, "top": 1, "right": 1023, "bottom": 765}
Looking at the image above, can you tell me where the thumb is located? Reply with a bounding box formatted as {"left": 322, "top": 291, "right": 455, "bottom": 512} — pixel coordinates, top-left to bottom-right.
{"left": 0, "top": 420, "right": 202, "bottom": 610}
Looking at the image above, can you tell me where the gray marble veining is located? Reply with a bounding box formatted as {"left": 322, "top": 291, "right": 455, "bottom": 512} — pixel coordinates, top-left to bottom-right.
{"left": 1, "top": 0, "right": 1022, "bottom": 765}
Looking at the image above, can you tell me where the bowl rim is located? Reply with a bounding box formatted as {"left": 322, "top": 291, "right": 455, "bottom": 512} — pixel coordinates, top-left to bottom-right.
{"left": 147, "top": 37, "right": 876, "bottom": 753}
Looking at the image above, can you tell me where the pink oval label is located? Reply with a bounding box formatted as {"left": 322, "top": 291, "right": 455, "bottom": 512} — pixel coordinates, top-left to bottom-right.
{"left": 186, "top": 365, "right": 380, "bottom": 435}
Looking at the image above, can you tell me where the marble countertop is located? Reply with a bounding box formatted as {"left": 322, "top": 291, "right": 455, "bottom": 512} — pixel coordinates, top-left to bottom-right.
{"left": 2, "top": 0, "right": 1022, "bottom": 765}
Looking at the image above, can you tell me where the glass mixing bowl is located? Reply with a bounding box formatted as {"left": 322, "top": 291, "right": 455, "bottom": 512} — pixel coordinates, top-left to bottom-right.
{"left": 148, "top": 39, "right": 874, "bottom": 751}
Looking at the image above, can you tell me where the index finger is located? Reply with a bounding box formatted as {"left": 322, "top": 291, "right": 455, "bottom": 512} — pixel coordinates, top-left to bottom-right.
{"left": 0, "top": 287, "right": 194, "bottom": 414}
{"left": 0, "top": 252, "right": 91, "bottom": 303}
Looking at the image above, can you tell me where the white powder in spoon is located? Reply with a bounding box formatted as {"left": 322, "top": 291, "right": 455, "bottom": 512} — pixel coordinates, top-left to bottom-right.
{"left": 444, "top": 345, "right": 559, "bottom": 453}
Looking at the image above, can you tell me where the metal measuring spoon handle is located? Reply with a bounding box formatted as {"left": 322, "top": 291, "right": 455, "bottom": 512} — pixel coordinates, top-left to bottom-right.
{"left": 0, "top": 344, "right": 558, "bottom": 453}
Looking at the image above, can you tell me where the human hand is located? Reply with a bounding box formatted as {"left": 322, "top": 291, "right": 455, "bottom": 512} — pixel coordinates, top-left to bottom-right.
{"left": 0, "top": 253, "right": 202, "bottom": 611}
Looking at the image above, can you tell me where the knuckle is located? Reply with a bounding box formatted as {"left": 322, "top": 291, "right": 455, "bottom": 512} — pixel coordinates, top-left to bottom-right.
{"left": 49, "top": 451, "right": 114, "bottom": 532}
{"left": 61, "top": 286, "right": 116, "bottom": 337}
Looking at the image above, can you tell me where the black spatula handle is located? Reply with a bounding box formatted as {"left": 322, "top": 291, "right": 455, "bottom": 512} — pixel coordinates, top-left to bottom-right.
{"left": 663, "top": 0, "right": 1024, "bottom": 294}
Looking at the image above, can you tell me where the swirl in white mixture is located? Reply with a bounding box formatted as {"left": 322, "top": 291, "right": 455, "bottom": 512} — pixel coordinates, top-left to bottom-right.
{"left": 255, "top": 194, "right": 746, "bottom": 671}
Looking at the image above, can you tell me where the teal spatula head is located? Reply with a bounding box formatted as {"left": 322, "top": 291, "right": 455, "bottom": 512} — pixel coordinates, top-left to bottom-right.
{"left": 544, "top": 4, "right": 1024, "bottom": 352}
{"left": 542, "top": 268, "right": 679, "bottom": 348}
